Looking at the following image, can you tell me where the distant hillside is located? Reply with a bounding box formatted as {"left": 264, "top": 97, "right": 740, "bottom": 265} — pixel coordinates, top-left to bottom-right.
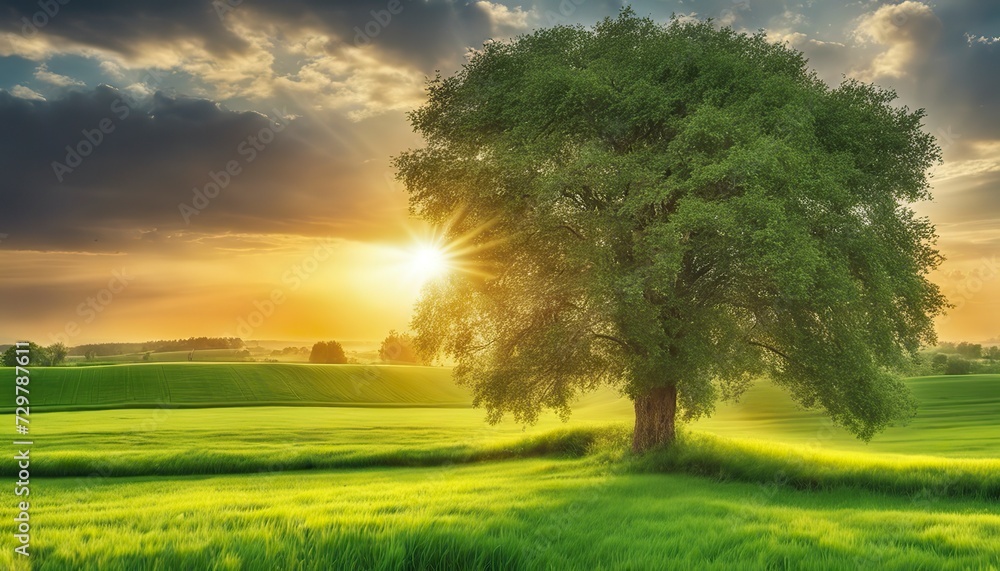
{"left": 0, "top": 363, "right": 472, "bottom": 412}
{"left": 69, "top": 337, "right": 244, "bottom": 356}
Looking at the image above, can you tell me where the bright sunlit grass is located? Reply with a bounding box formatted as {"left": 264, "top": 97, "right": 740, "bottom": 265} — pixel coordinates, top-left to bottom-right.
{"left": 5, "top": 367, "right": 1000, "bottom": 568}
{"left": 4, "top": 445, "right": 1000, "bottom": 570}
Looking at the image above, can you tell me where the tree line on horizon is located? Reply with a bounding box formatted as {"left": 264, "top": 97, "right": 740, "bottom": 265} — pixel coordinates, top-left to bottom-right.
{"left": 306, "top": 331, "right": 430, "bottom": 365}
{"left": 1, "top": 341, "right": 68, "bottom": 367}
{"left": 67, "top": 337, "right": 245, "bottom": 357}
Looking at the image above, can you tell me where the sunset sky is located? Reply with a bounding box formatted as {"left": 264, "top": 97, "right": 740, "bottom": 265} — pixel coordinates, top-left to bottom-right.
{"left": 0, "top": 0, "right": 997, "bottom": 345}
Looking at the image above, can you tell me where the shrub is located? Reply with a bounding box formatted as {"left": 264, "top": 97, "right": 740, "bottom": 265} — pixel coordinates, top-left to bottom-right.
{"left": 944, "top": 356, "right": 972, "bottom": 375}
{"left": 309, "top": 341, "right": 347, "bottom": 364}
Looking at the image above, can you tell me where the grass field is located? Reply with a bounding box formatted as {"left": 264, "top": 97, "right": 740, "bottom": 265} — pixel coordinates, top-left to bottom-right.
{"left": 2, "top": 364, "right": 999, "bottom": 569}
{"left": 65, "top": 348, "right": 255, "bottom": 364}
{"left": 4, "top": 459, "right": 999, "bottom": 571}
{"left": 0, "top": 363, "right": 472, "bottom": 412}
{"left": 694, "top": 375, "right": 1000, "bottom": 457}
{"left": 6, "top": 364, "right": 998, "bottom": 457}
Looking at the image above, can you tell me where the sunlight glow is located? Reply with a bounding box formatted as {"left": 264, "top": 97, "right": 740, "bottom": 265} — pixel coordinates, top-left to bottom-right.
{"left": 409, "top": 243, "right": 450, "bottom": 283}
{"left": 386, "top": 208, "right": 506, "bottom": 289}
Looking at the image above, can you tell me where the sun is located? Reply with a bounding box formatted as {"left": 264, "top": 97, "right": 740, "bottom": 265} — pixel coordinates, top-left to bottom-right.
{"left": 395, "top": 210, "right": 504, "bottom": 286}
{"left": 408, "top": 243, "right": 449, "bottom": 283}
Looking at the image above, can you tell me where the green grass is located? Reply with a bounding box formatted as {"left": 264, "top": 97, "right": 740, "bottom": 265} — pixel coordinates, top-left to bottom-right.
{"left": 5, "top": 364, "right": 1000, "bottom": 569}
{"left": 635, "top": 430, "right": 1000, "bottom": 500}
{"left": 3, "top": 406, "right": 620, "bottom": 478}
{"left": 66, "top": 348, "right": 253, "bottom": 364}
{"left": 7, "top": 364, "right": 999, "bottom": 458}
{"left": 693, "top": 375, "right": 1000, "bottom": 457}
{"left": 2, "top": 457, "right": 998, "bottom": 570}
{"left": 0, "top": 363, "right": 473, "bottom": 412}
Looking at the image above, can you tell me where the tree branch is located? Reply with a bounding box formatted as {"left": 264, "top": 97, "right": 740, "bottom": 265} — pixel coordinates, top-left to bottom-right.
{"left": 559, "top": 224, "right": 585, "bottom": 240}
{"left": 746, "top": 339, "right": 794, "bottom": 365}
{"left": 591, "top": 332, "right": 634, "bottom": 353}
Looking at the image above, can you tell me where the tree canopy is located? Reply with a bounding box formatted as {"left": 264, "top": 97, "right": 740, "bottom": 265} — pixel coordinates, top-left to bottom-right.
{"left": 309, "top": 341, "right": 348, "bottom": 364}
{"left": 379, "top": 330, "right": 428, "bottom": 365}
{"left": 394, "top": 10, "right": 946, "bottom": 451}
{"left": 2, "top": 342, "right": 66, "bottom": 367}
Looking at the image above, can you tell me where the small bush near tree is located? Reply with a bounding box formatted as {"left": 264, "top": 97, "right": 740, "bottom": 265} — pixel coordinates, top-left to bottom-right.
{"left": 379, "top": 331, "right": 428, "bottom": 365}
{"left": 309, "top": 341, "right": 348, "bottom": 364}
{"left": 944, "top": 356, "right": 972, "bottom": 375}
{"left": 931, "top": 353, "right": 949, "bottom": 372}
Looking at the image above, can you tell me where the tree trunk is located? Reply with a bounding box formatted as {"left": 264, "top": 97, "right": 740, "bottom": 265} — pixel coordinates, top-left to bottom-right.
{"left": 632, "top": 385, "right": 677, "bottom": 453}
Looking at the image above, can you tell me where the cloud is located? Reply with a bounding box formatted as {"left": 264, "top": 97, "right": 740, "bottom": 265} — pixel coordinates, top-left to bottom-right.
{"left": 764, "top": 24, "right": 851, "bottom": 87}
{"left": 474, "top": 1, "right": 535, "bottom": 36}
{"left": 33, "top": 63, "right": 84, "bottom": 87}
{"left": 0, "top": 1, "right": 508, "bottom": 119}
{"left": 672, "top": 12, "right": 701, "bottom": 26}
{"left": 852, "top": 1, "right": 942, "bottom": 80}
{"left": 99, "top": 60, "right": 126, "bottom": 80}
{"left": 8, "top": 85, "right": 44, "bottom": 100}
{"left": 271, "top": 29, "right": 428, "bottom": 120}
{"left": 718, "top": 1, "right": 751, "bottom": 27}
{"left": 0, "top": 87, "right": 404, "bottom": 253}
{"left": 965, "top": 33, "right": 1000, "bottom": 46}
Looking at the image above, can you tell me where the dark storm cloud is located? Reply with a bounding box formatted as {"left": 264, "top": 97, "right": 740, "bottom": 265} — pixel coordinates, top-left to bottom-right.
{"left": 0, "top": 85, "right": 391, "bottom": 252}
{"left": 0, "top": 0, "right": 502, "bottom": 71}
{"left": 920, "top": 2, "right": 1000, "bottom": 143}
{"left": 0, "top": 0, "right": 245, "bottom": 54}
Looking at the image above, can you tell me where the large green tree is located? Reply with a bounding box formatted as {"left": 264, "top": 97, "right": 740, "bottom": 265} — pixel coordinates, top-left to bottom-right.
{"left": 394, "top": 11, "right": 946, "bottom": 452}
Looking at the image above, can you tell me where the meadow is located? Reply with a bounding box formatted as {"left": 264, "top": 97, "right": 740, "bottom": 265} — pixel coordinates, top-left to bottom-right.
{"left": 0, "top": 363, "right": 471, "bottom": 412}
{"left": 65, "top": 348, "right": 256, "bottom": 365}
{"left": 8, "top": 459, "right": 1000, "bottom": 571}
{"left": 1, "top": 363, "right": 998, "bottom": 569}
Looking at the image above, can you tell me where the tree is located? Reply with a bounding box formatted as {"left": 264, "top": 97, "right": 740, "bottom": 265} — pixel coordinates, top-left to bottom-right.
{"left": 931, "top": 353, "right": 949, "bottom": 372}
{"left": 309, "top": 341, "right": 348, "bottom": 364}
{"left": 394, "top": 11, "right": 946, "bottom": 452}
{"left": 2, "top": 342, "right": 51, "bottom": 367}
{"left": 936, "top": 341, "right": 957, "bottom": 354}
{"left": 955, "top": 342, "right": 982, "bottom": 360}
{"left": 944, "top": 356, "right": 972, "bottom": 376}
{"left": 379, "top": 330, "right": 428, "bottom": 364}
{"left": 47, "top": 342, "right": 68, "bottom": 366}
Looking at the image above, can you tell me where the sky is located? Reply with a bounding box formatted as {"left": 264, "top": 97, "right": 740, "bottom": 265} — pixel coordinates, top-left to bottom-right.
{"left": 0, "top": 0, "right": 997, "bottom": 345}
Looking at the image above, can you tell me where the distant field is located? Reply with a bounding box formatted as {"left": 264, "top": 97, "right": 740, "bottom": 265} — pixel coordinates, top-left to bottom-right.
{"left": 6, "top": 363, "right": 999, "bottom": 457}
{"left": 66, "top": 348, "right": 253, "bottom": 364}
{"left": 0, "top": 363, "right": 470, "bottom": 411}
